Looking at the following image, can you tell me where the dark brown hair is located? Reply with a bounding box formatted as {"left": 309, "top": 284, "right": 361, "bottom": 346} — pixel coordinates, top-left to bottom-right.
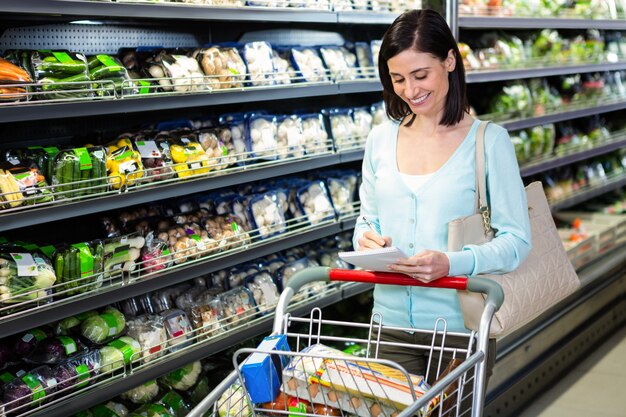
{"left": 378, "top": 9, "right": 469, "bottom": 127}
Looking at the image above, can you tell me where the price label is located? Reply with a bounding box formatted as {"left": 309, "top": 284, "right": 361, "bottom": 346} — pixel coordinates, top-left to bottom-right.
{"left": 135, "top": 140, "right": 162, "bottom": 158}
{"left": 10, "top": 253, "right": 38, "bottom": 277}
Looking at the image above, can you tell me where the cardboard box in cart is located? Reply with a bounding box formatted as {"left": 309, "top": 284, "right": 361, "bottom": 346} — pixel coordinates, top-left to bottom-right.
{"left": 241, "top": 335, "right": 290, "bottom": 403}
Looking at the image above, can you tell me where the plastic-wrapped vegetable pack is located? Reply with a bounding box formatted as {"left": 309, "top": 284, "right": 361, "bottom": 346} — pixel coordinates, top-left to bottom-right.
{"left": 246, "top": 113, "right": 279, "bottom": 160}
{"left": 298, "top": 113, "right": 330, "bottom": 155}
{"left": 168, "top": 136, "right": 212, "bottom": 178}
{"left": 271, "top": 48, "right": 295, "bottom": 85}
{"left": 52, "top": 146, "right": 108, "bottom": 199}
{"left": 53, "top": 240, "right": 104, "bottom": 298}
{"left": 354, "top": 42, "right": 374, "bottom": 75}
{"left": 2, "top": 365, "right": 57, "bottom": 412}
{"left": 0, "top": 168, "right": 25, "bottom": 209}
{"left": 325, "top": 108, "right": 359, "bottom": 151}
{"left": 216, "top": 383, "right": 251, "bottom": 417}
{"left": 132, "top": 132, "right": 176, "bottom": 183}
{"left": 219, "top": 286, "right": 257, "bottom": 328}
{"left": 121, "top": 380, "right": 159, "bottom": 405}
{"left": 87, "top": 54, "right": 133, "bottom": 96}
{"left": 219, "top": 113, "right": 247, "bottom": 164}
{"left": 247, "top": 191, "right": 287, "bottom": 239}
{"left": 0, "top": 247, "right": 56, "bottom": 304}
{"left": 193, "top": 45, "right": 247, "bottom": 90}
{"left": 244, "top": 271, "right": 279, "bottom": 314}
{"left": 140, "top": 232, "right": 173, "bottom": 275}
{"left": 0, "top": 53, "right": 32, "bottom": 102}
{"left": 371, "top": 101, "right": 387, "bottom": 126}
{"left": 3, "top": 145, "right": 59, "bottom": 185}
{"left": 99, "top": 336, "right": 142, "bottom": 374}
{"left": 242, "top": 42, "right": 275, "bottom": 87}
{"left": 152, "top": 51, "right": 208, "bottom": 93}
{"left": 325, "top": 173, "right": 356, "bottom": 216}
{"left": 351, "top": 106, "right": 373, "bottom": 146}
{"left": 52, "top": 349, "right": 101, "bottom": 393}
{"left": 159, "top": 361, "right": 202, "bottom": 391}
{"left": 296, "top": 180, "right": 335, "bottom": 225}
{"left": 29, "top": 50, "right": 92, "bottom": 100}
{"left": 275, "top": 115, "right": 305, "bottom": 159}
{"left": 13, "top": 327, "right": 52, "bottom": 360}
{"left": 105, "top": 136, "right": 145, "bottom": 190}
{"left": 188, "top": 292, "right": 225, "bottom": 340}
{"left": 2, "top": 164, "right": 54, "bottom": 206}
{"left": 158, "top": 390, "right": 190, "bottom": 417}
{"left": 197, "top": 128, "right": 236, "bottom": 171}
{"left": 80, "top": 307, "right": 126, "bottom": 345}
{"left": 103, "top": 234, "right": 145, "bottom": 275}
{"left": 27, "top": 335, "right": 87, "bottom": 365}
{"left": 125, "top": 315, "right": 168, "bottom": 363}
{"left": 290, "top": 47, "right": 328, "bottom": 83}
{"left": 319, "top": 46, "right": 358, "bottom": 81}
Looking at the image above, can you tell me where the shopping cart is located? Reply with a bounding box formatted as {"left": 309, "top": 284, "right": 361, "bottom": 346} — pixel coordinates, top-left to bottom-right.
{"left": 188, "top": 266, "right": 504, "bottom": 417}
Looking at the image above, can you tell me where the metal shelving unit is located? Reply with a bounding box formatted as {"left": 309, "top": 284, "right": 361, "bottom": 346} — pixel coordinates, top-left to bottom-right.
{"left": 549, "top": 175, "right": 626, "bottom": 211}
{"left": 0, "top": 149, "right": 363, "bottom": 232}
{"left": 466, "top": 62, "right": 626, "bottom": 84}
{"left": 459, "top": 16, "right": 626, "bottom": 30}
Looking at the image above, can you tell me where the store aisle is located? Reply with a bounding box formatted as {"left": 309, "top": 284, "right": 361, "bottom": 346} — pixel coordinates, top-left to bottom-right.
{"left": 517, "top": 325, "right": 626, "bottom": 417}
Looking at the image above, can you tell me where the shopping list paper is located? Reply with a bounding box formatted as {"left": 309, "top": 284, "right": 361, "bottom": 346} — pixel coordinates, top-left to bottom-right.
{"left": 338, "top": 247, "right": 409, "bottom": 272}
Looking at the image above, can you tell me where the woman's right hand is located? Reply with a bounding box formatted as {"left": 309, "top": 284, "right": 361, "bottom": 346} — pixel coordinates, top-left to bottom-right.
{"left": 357, "top": 231, "right": 392, "bottom": 251}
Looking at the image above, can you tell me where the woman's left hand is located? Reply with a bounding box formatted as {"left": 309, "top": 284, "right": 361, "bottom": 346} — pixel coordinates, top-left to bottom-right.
{"left": 389, "top": 250, "right": 450, "bottom": 283}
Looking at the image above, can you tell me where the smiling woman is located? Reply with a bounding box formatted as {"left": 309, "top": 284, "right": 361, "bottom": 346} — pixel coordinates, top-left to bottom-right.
{"left": 351, "top": 8, "right": 532, "bottom": 410}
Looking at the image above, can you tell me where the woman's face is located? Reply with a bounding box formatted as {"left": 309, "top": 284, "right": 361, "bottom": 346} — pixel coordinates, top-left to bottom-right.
{"left": 387, "top": 48, "right": 455, "bottom": 120}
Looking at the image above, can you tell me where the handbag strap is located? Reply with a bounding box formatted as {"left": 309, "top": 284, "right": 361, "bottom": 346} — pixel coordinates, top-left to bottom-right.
{"left": 475, "top": 120, "right": 492, "bottom": 234}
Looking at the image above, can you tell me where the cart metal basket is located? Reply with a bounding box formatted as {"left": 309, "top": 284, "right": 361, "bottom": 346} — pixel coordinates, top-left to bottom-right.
{"left": 188, "top": 266, "right": 504, "bottom": 417}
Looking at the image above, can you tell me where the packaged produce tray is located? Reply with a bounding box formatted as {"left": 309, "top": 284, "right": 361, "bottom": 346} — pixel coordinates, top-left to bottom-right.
{"left": 558, "top": 230, "right": 597, "bottom": 270}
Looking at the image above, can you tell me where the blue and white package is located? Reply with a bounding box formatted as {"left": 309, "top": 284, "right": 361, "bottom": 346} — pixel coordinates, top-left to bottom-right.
{"left": 244, "top": 271, "right": 279, "bottom": 314}
{"left": 271, "top": 47, "right": 295, "bottom": 85}
{"left": 351, "top": 106, "right": 373, "bottom": 146}
{"left": 298, "top": 113, "right": 330, "bottom": 154}
{"left": 325, "top": 175, "right": 355, "bottom": 216}
{"left": 241, "top": 334, "right": 290, "bottom": 404}
{"left": 354, "top": 42, "right": 374, "bottom": 77}
{"left": 370, "top": 101, "right": 387, "bottom": 127}
{"left": 319, "top": 45, "right": 359, "bottom": 81}
{"left": 247, "top": 191, "right": 287, "bottom": 239}
{"left": 219, "top": 113, "right": 247, "bottom": 164}
{"left": 323, "top": 107, "right": 358, "bottom": 151}
{"left": 275, "top": 114, "right": 305, "bottom": 160}
{"left": 290, "top": 47, "right": 328, "bottom": 83}
{"left": 296, "top": 180, "right": 335, "bottom": 225}
{"left": 371, "top": 40, "right": 382, "bottom": 74}
{"left": 246, "top": 113, "right": 279, "bottom": 160}
{"left": 242, "top": 42, "right": 275, "bottom": 87}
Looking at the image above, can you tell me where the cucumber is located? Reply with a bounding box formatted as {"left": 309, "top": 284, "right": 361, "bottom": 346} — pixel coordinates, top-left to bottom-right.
{"left": 87, "top": 55, "right": 101, "bottom": 70}
{"left": 61, "top": 157, "right": 75, "bottom": 198}
{"left": 73, "top": 249, "right": 81, "bottom": 294}
{"left": 89, "top": 153, "right": 101, "bottom": 193}
{"left": 90, "top": 65, "right": 125, "bottom": 81}
{"left": 36, "top": 61, "right": 86, "bottom": 75}
{"left": 54, "top": 253, "right": 64, "bottom": 281}
{"left": 70, "top": 159, "right": 81, "bottom": 198}
{"left": 41, "top": 73, "right": 91, "bottom": 91}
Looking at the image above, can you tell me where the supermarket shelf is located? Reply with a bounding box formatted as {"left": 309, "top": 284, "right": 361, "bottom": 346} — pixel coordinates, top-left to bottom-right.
{"left": 459, "top": 16, "right": 626, "bottom": 30}
{"left": 0, "top": 84, "right": 341, "bottom": 123}
{"left": 337, "top": 80, "right": 383, "bottom": 94}
{"left": 549, "top": 175, "right": 626, "bottom": 212}
{"left": 0, "top": 217, "right": 357, "bottom": 339}
{"left": 336, "top": 10, "right": 399, "bottom": 24}
{"left": 520, "top": 135, "right": 626, "bottom": 177}
{"left": 466, "top": 61, "right": 626, "bottom": 84}
{"left": 0, "top": 153, "right": 345, "bottom": 232}
{"left": 0, "top": 0, "right": 336, "bottom": 23}
{"left": 499, "top": 98, "right": 626, "bottom": 131}
{"left": 28, "top": 287, "right": 348, "bottom": 417}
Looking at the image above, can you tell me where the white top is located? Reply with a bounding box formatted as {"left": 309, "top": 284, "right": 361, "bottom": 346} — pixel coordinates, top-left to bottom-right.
{"left": 398, "top": 172, "right": 435, "bottom": 194}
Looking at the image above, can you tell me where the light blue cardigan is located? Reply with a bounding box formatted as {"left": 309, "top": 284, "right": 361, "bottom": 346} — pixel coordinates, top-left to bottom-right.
{"left": 352, "top": 118, "right": 532, "bottom": 333}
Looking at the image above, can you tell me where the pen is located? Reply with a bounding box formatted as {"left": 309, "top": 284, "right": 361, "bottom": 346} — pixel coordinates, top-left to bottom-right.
{"left": 362, "top": 216, "right": 387, "bottom": 247}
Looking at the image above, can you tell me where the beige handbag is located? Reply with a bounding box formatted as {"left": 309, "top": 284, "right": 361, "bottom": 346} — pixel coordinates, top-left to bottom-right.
{"left": 449, "top": 121, "right": 580, "bottom": 337}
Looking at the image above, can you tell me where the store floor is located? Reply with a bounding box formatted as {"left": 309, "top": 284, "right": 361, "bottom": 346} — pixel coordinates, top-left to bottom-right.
{"left": 516, "top": 325, "right": 626, "bottom": 417}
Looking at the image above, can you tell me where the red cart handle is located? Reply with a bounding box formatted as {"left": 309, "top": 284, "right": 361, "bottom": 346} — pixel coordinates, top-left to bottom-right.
{"left": 328, "top": 269, "right": 468, "bottom": 290}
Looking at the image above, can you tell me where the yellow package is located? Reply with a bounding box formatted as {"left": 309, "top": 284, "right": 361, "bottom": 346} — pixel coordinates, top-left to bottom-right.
{"left": 169, "top": 141, "right": 211, "bottom": 178}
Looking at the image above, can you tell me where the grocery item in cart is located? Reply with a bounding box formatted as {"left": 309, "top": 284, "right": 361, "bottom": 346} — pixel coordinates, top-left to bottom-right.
{"left": 0, "top": 247, "right": 56, "bottom": 304}
{"left": 242, "top": 42, "right": 275, "bottom": 87}
{"left": 290, "top": 47, "right": 329, "bottom": 83}
{"left": 241, "top": 334, "right": 290, "bottom": 403}
{"left": 283, "top": 344, "right": 430, "bottom": 415}
{"left": 216, "top": 383, "right": 252, "bottom": 417}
